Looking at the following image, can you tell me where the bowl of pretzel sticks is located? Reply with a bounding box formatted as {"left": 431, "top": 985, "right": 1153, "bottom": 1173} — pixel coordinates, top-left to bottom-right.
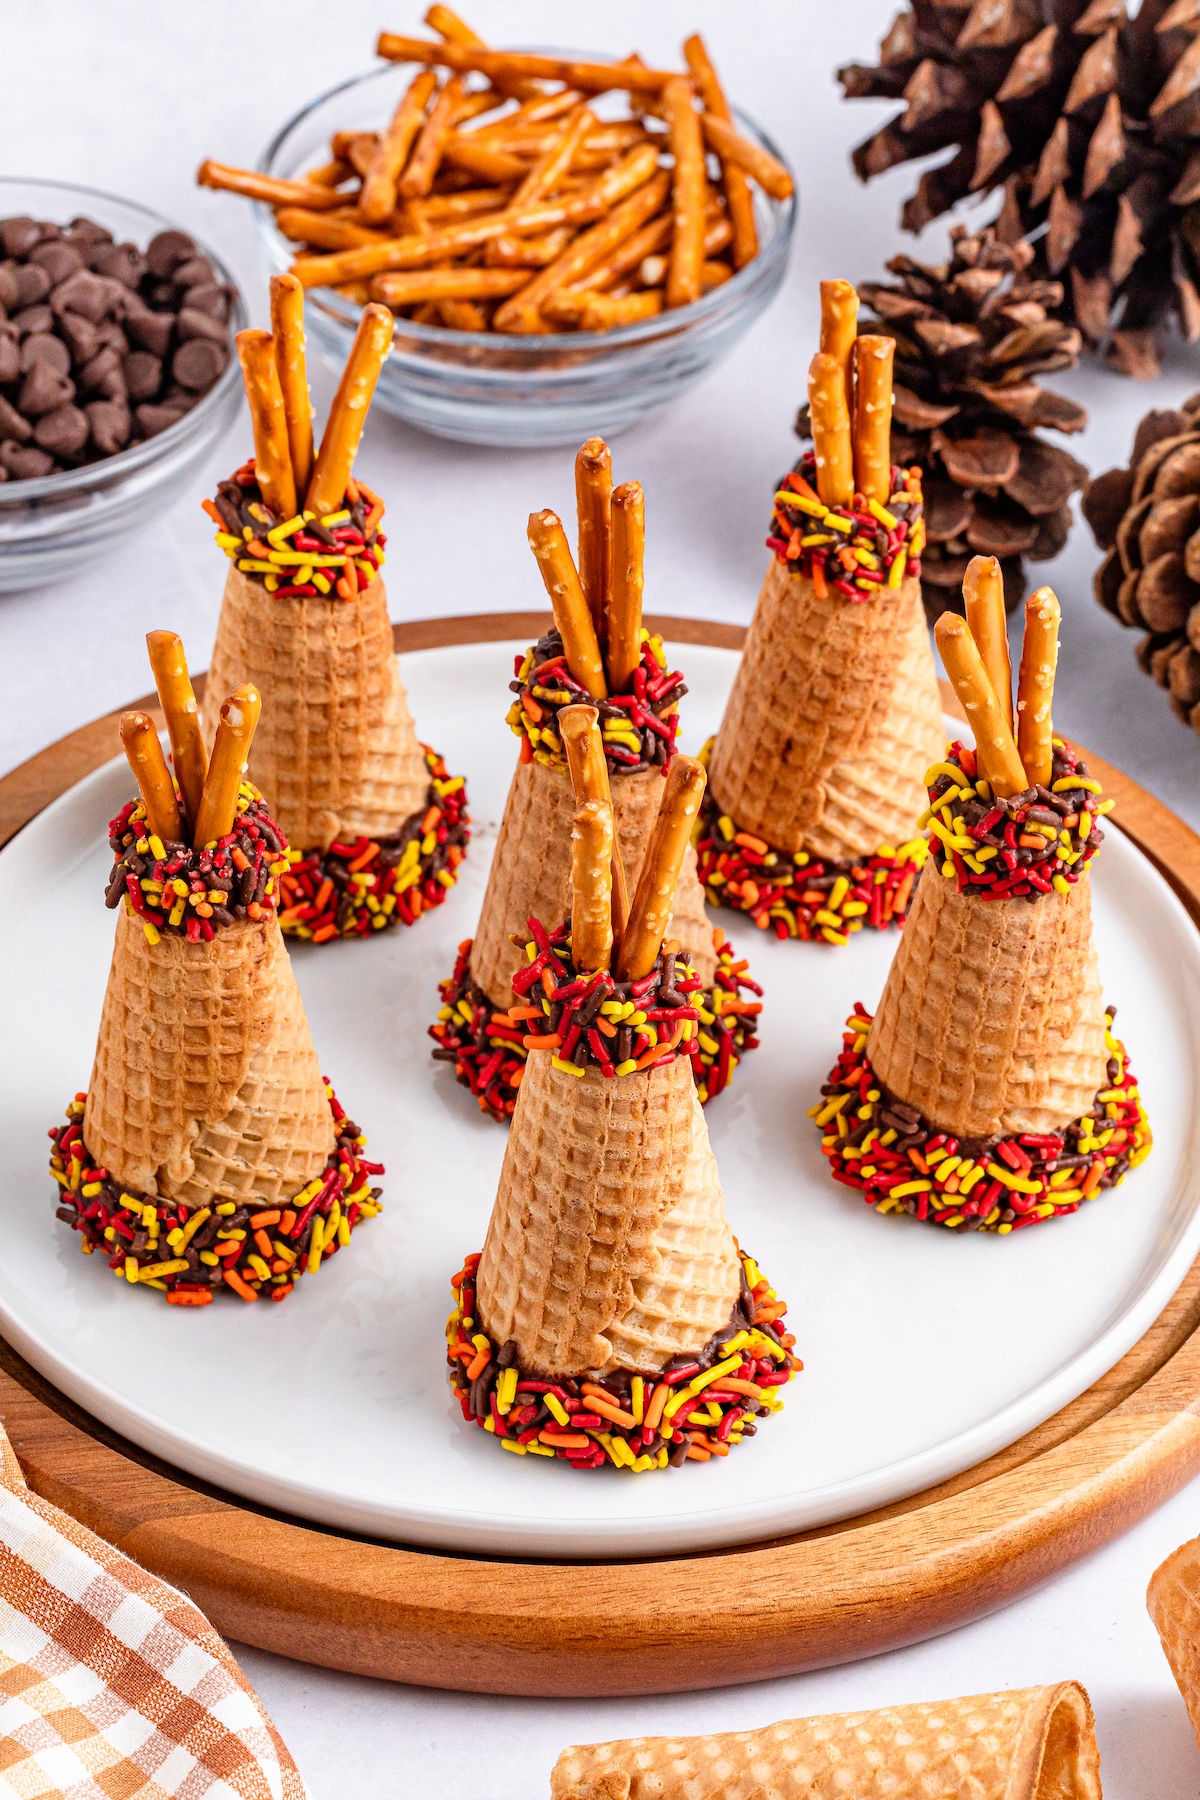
{"left": 198, "top": 15, "right": 795, "bottom": 448}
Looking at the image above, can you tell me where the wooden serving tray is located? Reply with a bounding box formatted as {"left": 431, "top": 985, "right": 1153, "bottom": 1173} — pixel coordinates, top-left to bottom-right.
{"left": 3, "top": 611, "right": 1200, "bottom": 1699}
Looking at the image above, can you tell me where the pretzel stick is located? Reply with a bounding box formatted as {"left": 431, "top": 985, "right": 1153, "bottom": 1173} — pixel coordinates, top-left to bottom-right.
{"left": 566, "top": 798, "right": 614, "bottom": 975}
{"left": 853, "top": 333, "right": 894, "bottom": 505}
{"left": 698, "top": 115, "right": 794, "bottom": 200}
{"left": 360, "top": 68, "right": 439, "bottom": 223}
{"left": 662, "top": 77, "right": 705, "bottom": 309}
{"left": 527, "top": 510, "right": 607, "bottom": 699}
{"left": 235, "top": 329, "right": 297, "bottom": 522}
{"left": 807, "top": 351, "right": 854, "bottom": 509}
{"left": 413, "top": 185, "right": 515, "bottom": 223}
{"left": 934, "top": 613, "right": 1027, "bottom": 799}
{"left": 197, "top": 161, "right": 350, "bottom": 211}
{"left": 119, "top": 712, "right": 184, "bottom": 846}
{"left": 560, "top": 705, "right": 617, "bottom": 974}
{"left": 269, "top": 273, "right": 314, "bottom": 502}
{"left": 575, "top": 437, "right": 612, "bottom": 639}
{"left": 819, "top": 278, "right": 858, "bottom": 417}
{"left": 276, "top": 209, "right": 390, "bottom": 251}
{"left": 616, "top": 756, "right": 707, "bottom": 982}
{"left": 302, "top": 160, "right": 354, "bottom": 189}
{"left": 484, "top": 226, "right": 572, "bottom": 268}
{"left": 370, "top": 267, "right": 527, "bottom": 304}
{"left": 375, "top": 35, "right": 677, "bottom": 94}
{"left": 306, "top": 303, "right": 392, "bottom": 516}
{"left": 425, "top": 4, "right": 543, "bottom": 100}
{"left": 492, "top": 166, "right": 670, "bottom": 331}
{"left": 546, "top": 289, "right": 664, "bottom": 330}
{"left": 331, "top": 132, "right": 382, "bottom": 178}
{"left": 439, "top": 299, "right": 487, "bottom": 330}
{"left": 684, "top": 34, "right": 757, "bottom": 270}
{"left": 511, "top": 105, "right": 595, "bottom": 210}
{"left": 963, "top": 555, "right": 1013, "bottom": 736}
{"left": 192, "top": 685, "right": 262, "bottom": 850}
{"left": 145, "top": 630, "right": 208, "bottom": 833}
{"left": 439, "top": 135, "right": 528, "bottom": 184}
{"left": 1016, "top": 585, "right": 1060, "bottom": 791}
{"left": 473, "top": 91, "right": 586, "bottom": 138}
{"left": 559, "top": 703, "right": 629, "bottom": 948}
{"left": 399, "top": 76, "right": 465, "bottom": 199}
{"left": 607, "top": 481, "right": 644, "bottom": 693}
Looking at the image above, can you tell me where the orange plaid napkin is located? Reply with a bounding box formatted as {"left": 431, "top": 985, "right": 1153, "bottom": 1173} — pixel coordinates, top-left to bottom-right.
{"left": 0, "top": 1425, "right": 307, "bottom": 1798}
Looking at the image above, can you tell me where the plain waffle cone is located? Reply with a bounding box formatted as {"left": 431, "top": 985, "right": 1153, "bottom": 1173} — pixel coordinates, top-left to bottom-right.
{"left": 707, "top": 559, "right": 944, "bottom": 861}
{"left": 868, "top": 866, "right": 1109, "bottom": 1140}
{"left": 469, "top": 757, "right": 715, "bottom": 1006}
{"left": 1148, "top": 1534, "right": 1200, "bottom": 1754}
{"left": 551, "top": 1683, "right": 1101, "bottom": 1800}
{"left": 84, "top": 905, "right": 334, "bottom": 1207}
{"left": 203, "top": 566, "right": 428, "bottom": 852}
{"left": 476, "top": 1053, "right": 738, "bottom": 1379}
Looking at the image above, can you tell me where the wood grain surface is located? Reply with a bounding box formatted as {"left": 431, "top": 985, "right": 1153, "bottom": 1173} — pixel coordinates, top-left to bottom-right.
{"left": 2, "top": 611, "right": 1199, "bottom": 1697}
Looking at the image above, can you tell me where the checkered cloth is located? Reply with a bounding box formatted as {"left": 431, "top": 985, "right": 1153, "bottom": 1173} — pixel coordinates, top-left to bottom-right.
{"left": 0, "top": 1424, "right": 307, "bottom": 1798}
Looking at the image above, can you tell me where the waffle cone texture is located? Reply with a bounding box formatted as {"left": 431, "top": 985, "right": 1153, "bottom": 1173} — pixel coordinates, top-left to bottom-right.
{"left": 551, "top": 1683, "right": 1101, "bottom": 1800}
{"left": 868, "top": 866, "right": 1109, "bottom": 1141}
{"left": 203, "top": 567, "right": 429, "bottom": 852}
{"left": 85, "top": 905, "right": 334, "bottom": 1208}
{"left": 707, "top": 560, "right": 944, "bottom": 862}
{"left": 1149, "top": 1534, "right": 1200, "bottom": 1758}
{"left": 476, "top": 1053, "right": 739, "bottom": 1379}
{"left": 469, "top": 756, "right": 714, "bottom": 1007}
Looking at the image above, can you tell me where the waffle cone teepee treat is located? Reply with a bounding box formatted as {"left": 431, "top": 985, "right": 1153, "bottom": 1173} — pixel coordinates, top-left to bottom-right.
{"left": 551, "top": 1683, "right": 1102, "bottom": 1800}
{"left": 1148, "top": 1532, "right": 1200, "bottom": 1755}
{"left": 814, "top": 566, "right": 1150, "bottom": 1234}
{"left": 48, "top": 636, "right": 384, "bottom": 1307}
{"left": 447, "top": 740, "right": 800, "bottom": 1472}
{"left": 431, "top": 438, "right": 761, "bottom": 1123}
{"left": 202, "top": 283, "right": 468, "bottom": 943}
{"left": 696, "top": 279, "right": 944, "bottom": 946}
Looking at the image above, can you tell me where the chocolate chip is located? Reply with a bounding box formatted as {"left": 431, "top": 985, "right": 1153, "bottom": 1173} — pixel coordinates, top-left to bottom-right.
{"left": 0, "top": 440, "right": 53, "bottom": 478}
{"left": 21, "top": 332, "right": 71, "bottom": 376}
{"left": 176, "top": 305, "right": 228, "bottom": 344}
{"left": 172, "top": 336, "right": 226, "bottom": 392}
{"left": 160, "top": 383, "right": 201, "bottom": 413}
{"left": 123, "top": 303, "right": 173, "bottom": 356}
{"left": 171, "top": 255, "right": 215, "bottom": 289}
{"left": 92, "top": 242, "right": 145, "bottom": 288}
{"left": 145, "top": 229, "right": 196, "bottom": 278}
{"left": 135, "top": 402, "right": 184, "bottom": 437}
{"left": 0, "top": 395, "right": 32, "bottom": 442}
{"left": 66, "top": 217, "right": 112, "bottom": 244}
{"left": 13, "top": 263, "right": 52, "bottom": 307}
{"left": 79, "top": 345, "right": 122, "bottom": 392}
{"left": 19, "top": 361, "right": 74, "bottom": 416}
{"left": 0, "top": 218, "right": 42, "bottom": 259}
{"left": 123, "top": 350, "right": 162, "bottom": 401}
{"left": 94, "top": 365, "right": 127, "bottom": 403}
{"left": 11, "top": 303, "right": 53, "bottom": 336}
{"left": 181, "top": 282, "right": 230, "bottom": 321}
{"left": 94, "top": 320, "right": 128, "bottom": 353}
{"left": 0, "top": 334, "right": 19, "bottom": 385}
{"left": 85, "top": 399, "right": 132, "bottom": 454}
{"left": 31, "top": 241, "right": 84, "bottom": 285}
{"left": 50, "top": 268, "right": 116, "bottom": 322}
{"left": 0, "top": 264, "right": 19, "bottom": 310}
{"left": 57, "top": 311, "right": 99, "bottom": 363}
{"left": 33, "top": 402, "right": 89, "bottom": 456}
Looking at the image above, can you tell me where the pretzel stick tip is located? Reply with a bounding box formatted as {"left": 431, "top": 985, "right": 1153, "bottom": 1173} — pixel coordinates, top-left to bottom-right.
{"left": 853, "top": 333, "right": 894, "bottom": 505}
{"left": 145, "top": 630, "right": 208, "bottom": 833}
{"left": 575, "top": 437, "right": 612, "bottom": 639}
{"left": 607, "top": 480, "right": 644, "bottom": 695}
{"left": 617, "top": 755, "right": 707, "bottom": 982}
{"left": 963, "top": 554, "right": 1013, "bottom": 736}
{"left": 305, "top": 302, "right": 392, "bottom": 516}
{"left": 934, "top": 613, "right": 1027, "bottom": 799}
{"left": 235, "top": 329, "right": 297, "bottom": 523}
{"left": 269, "top": 273, "right": 314, "bottom": 502}
{"left": 807, "top": 350, "right": 854, "bottom": 509}
{"left": 119, "top": 712, "right": 184, "bottom": 846}
{"left": 1016, "top": 585, "right": 1060, "bottom": 791}
{"left": 192, "top": 683, "right": 262, "bottom": 850}
{"left": 663, "top": 76, "right": 706, "bottom": 309}
{"left": 527, "top": 509, "right": 608, "bottom": 699}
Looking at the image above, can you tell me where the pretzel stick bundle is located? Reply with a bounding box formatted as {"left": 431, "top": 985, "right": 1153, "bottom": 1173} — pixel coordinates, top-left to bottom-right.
{"left": 808, "top": 350, "right": 854, "bottom": 509}
{"left": 235, "top": 329, "right": 297, "bottom": 522}
{"left": 527, "top": 511, "right": 608, "bottom": 699}
{"left": 852, "top": 333, "right": 894, "bottom": 505}
{"left": 560, "top": 703, "right": 630, "bottom": 944}
{"left": 306, "top": 302, "right": 393, "bottom": 516}
{"left": 575, "top": 437, "right": 612, "bottom": 637}
{"left": 1017, "top": 585, "right": 1060, "bottom": 790}
{"left": 119, "top": 712, "right": 184, "bottom": 846}
{"left": 663, "top": 76, "right": 706, "bottom": 309}
{"left": 192, "top": 684, "right": 262, "bottom": 850}
{"left": 145, "top": 630, "right": 208, "bottom": 834}
{"left": 684, "top": 33, "right": 756, "bottom": 269}
{"left": 963, "top": 555, "right": 1013, "bottom": 736}
{"left": 934, "top": 612, "right": 1028, "bottom": 799}
{"left": 360, "top": 68, "right": 439, "bottom": 223}
{"left": 269, "top": 273, "right": 315, "bottom": 502}
{"left": 607, "top": 480, "right": 645, "bottom": 695}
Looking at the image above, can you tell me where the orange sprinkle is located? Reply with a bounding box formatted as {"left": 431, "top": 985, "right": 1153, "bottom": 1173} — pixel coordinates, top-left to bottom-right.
{"left": 223, "top": 1268, "right": 259, "bottom": 1303}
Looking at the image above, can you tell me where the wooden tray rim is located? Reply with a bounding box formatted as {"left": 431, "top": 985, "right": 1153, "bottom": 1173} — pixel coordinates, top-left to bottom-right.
{"left": 3, "top": 609, "right": 1200, "bottom": 1698}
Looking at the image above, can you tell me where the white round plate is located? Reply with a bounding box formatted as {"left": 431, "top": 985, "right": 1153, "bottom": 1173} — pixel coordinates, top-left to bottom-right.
{"left": 1, "top": 640, "right": 1198, "bottom": 1559}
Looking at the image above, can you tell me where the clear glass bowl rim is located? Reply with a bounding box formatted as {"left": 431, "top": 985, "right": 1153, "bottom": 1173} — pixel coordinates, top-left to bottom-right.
{"left": 256, "top": 59, "right": 797, "bottom": 354}
{"left": 0, "top": 174, "right": 247, "bottom": 506}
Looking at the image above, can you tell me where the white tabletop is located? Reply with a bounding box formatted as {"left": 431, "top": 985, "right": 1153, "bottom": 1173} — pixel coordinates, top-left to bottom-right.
{"left": 5, "top": 3, "right": 1200, "bottom": 1794}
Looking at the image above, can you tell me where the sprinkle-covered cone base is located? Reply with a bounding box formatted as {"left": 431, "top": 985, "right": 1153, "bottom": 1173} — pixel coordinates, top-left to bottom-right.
{"left": 1148, "top": 1535, "right": 1200, "bottom": 1758}
{"left": 551, "top": 1683, "right": 1102, "bottom": 1800}
{"left": 85, "top": 906, "right": 334, "bottom": 1207}
{"left": 868, "top": 865, "right": 1108, "bottom": 1141}
{"left": 468, "top": 757, "right": 716, "bottom": 1010}
{"left": 203, "top": 567, "right": 429, "bottom": 852}
{"left": 707, "top": 559, "right": 944, "bottom": 863}
{"left": 476, "top": 1054, "right": 738, "bottom": 1380}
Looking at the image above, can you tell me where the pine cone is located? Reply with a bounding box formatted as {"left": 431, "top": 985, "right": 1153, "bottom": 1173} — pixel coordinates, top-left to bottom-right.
{"left": 839, "top": 0, "right": 1200, "bottom": 378}
{"left": 795, "top": 226, "right": 1089, "bottom": 626}
{"left": 1083, "top": 389, "right": 1200, "bottom": 732}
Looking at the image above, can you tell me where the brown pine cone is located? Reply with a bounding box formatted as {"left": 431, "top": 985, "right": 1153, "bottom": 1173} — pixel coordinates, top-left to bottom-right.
{"left": 1083, "top": 389, "right": 1200, "bottom": 733}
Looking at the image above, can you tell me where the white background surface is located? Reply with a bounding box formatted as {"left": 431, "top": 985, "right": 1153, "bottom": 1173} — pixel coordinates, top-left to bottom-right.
{"left": 5, "top": 2, "right": 1200, "bottom": 1794}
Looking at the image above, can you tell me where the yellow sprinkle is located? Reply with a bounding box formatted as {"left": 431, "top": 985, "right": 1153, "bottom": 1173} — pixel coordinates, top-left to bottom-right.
{"left": 551, "top": 1056, "right": 586, "bottom": 1077}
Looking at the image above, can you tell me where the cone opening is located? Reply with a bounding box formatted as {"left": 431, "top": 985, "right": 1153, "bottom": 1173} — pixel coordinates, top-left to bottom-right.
{"left": 1034, "top": 1686, "right": 1102, "bottom": 1800}
{"left": 106, "top": 783, "right": 289, "bottom": 945}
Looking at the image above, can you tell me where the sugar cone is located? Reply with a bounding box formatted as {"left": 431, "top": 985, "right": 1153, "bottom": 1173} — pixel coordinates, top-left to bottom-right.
{"left": 707, "top": 559, "right": 944, "bottom": 860}
{"left": 476, "top": 1053, "right": 739, "bottom": 1379}
{"left": 551, "top": 1683, "right": 1101, "bottom": 1800}
{"left": 469, "top": 758, "right": 715, "bottom": 1008}
{"left": 1149, "top": 1534, "right": 1200, "bottom": 1756}
{"left": 868, "top": 867, "right": 1109, "bottom": 1141}
{"left": 203, "top": 567, "right": 428, "bottom": 852}
{"left": 84, "top": 905, "right": 334, "bottom": 1208}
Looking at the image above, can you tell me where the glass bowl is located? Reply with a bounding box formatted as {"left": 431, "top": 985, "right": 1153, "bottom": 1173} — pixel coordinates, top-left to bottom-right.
{"left": 256, "top": 62, "right": 796, "bottom": 448}
{"left": 0, "top": 178, "right": 247, "bottom": 594}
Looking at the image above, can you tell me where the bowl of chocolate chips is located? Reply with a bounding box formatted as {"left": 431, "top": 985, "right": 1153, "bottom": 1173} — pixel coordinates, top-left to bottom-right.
{"left": 0, "top": 178, "right": 246, "bottom": 592}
